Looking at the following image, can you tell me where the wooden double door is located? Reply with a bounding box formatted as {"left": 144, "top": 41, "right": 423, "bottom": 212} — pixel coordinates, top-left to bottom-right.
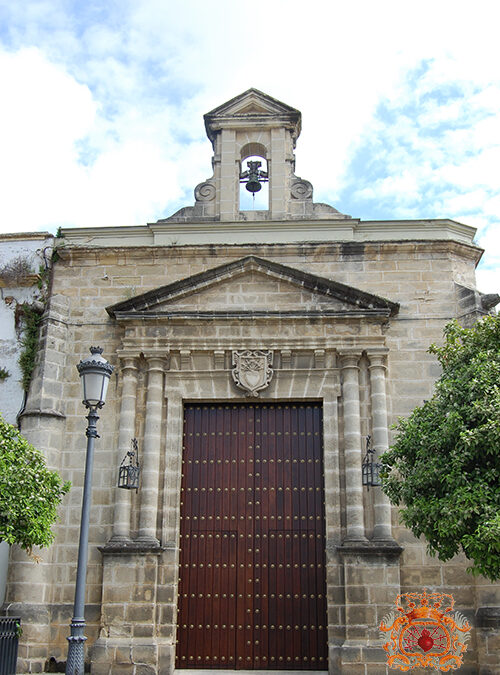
{"left": 176, "top": 403, "right": 328, "bottom": 670}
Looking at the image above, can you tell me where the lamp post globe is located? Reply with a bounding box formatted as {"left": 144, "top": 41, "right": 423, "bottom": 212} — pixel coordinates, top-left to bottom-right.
{"left": 66, "top": 347, "right": 114, "bottom": 675}
{"left": 77, "top": 346, "right": 114, "bottom": 408}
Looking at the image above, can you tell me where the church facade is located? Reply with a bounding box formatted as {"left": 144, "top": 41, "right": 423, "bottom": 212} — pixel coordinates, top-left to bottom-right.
{"left": 4, "top": 90, "right": 499, "bottom": 674}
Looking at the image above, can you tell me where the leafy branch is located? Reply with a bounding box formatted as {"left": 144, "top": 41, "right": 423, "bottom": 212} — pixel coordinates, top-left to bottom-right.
{"left": 0, "top": 414, "right": 70, "bottom": 555}
{"left": 381, "top": 315, "right": 500, "bottom": 581}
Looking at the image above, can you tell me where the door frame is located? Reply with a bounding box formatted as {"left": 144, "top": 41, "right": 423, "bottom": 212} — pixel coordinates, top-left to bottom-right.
{"left": 160, "top": 367, "right": 342, "bottom": 671}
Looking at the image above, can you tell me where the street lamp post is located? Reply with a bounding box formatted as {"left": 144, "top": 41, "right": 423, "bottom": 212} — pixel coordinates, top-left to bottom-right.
{"left": 66, "top": 347, "right": 114, "bottom": 675}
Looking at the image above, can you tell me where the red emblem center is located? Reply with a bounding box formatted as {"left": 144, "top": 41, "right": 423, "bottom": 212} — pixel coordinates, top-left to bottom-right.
{"left": 417, "top": 629, "right": 434, "bottom": 652}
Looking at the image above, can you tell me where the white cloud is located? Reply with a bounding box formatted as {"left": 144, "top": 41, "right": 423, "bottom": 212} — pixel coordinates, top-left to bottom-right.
{"left": 0, "top": 47, "right": 96, "bottom": 228}
{"left": 476, "top": 267, "right": 500, "bottom": 295}
{"left": 0, "top": 0, "right": 499, "bottom": 290}
{"left": 0, "top": 47, "right": 186, "bottom": 229}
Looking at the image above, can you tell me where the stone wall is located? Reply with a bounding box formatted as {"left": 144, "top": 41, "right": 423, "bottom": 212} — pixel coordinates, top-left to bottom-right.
{"left": 5, "top": 238, "right": 498, "bottom": 674}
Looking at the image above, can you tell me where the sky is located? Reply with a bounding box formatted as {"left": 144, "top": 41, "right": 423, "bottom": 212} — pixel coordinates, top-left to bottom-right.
{"left": 0, "top": 0, "right": 498, "bottom": 293}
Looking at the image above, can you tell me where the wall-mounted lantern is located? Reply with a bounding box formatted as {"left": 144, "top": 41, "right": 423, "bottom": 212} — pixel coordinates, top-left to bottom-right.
{"left": 362, "top": 435, "right": 382, "bottom": 490}
{"left": 118, "top": 438, "right": 140, "bottom": 491}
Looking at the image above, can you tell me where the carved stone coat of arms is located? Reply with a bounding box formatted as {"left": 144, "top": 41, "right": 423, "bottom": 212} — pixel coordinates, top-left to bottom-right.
{"left": 232, "top": 350, "right": 274, "bottom": 397}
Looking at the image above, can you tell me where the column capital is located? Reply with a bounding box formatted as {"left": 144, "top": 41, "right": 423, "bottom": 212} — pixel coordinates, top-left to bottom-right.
{"left": 339, "top": 351, "right": 362, "bottom": 369}
{"left": 144, "top": 354, "right": 169, "bottom": 371}
{"left": 367, "top": 350, "right": 389, "bottom": 370}
{"left": 118, "top": 355, "right": 139, "bottom": 372}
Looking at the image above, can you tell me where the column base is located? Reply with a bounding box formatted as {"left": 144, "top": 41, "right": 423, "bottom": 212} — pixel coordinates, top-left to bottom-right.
{"left": 342, "top": 536, "right": 368, "bottom": 545}
{"left": 372, "top": 525, "right": 395, "bottom": 542}
{"left": 338, "top": 540, "right": 403, "bottom": 557}
{"left": 136, "top": 535, "right": 161, "bottom": 547}
{"left": 107, "top": 534, "right": 133, "bottom": 544}
{"left": 99, "top": 540, "right": 163, "bottom": 555}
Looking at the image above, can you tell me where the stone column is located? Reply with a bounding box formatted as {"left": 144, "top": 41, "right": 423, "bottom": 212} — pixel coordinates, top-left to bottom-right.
{"left": 137, "top": 356, "right": 165, "bottom": 545}
{"left": 219, "top": 128, "right": 238, "bottom": 221}
{"left": 340, "top": 352, "right": 367, "bottom": 542}
{"left": 368, "top": 351, "right": 394, "bottom": 541}
{"left": 110, "top": 356, "right": 138, "bottom": 543}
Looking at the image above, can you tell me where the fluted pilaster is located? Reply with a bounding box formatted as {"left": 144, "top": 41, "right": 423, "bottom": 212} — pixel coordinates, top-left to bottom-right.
{"left": 340, "top": 352, "right": 367, "bottom": 542}
{"left": 110, "top": 357, "right": 138, "bottom": 542}
{"left": 368, "top": 351, "right": 394, "bottom": 541}
{"left": 137, "top": 356, "right": 165, "bottom": 545}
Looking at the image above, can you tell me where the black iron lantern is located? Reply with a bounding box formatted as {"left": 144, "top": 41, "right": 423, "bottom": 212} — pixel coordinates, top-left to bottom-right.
{"left": 118, "top": 438, "right": 141, "bottom": 490}
{"left": 362, "top": 435, "right": 382, "bottom": 489}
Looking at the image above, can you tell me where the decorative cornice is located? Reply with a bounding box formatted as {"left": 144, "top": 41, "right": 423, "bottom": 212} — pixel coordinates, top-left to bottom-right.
{"left": 57, "top": 224, "right": 480, "bottom": 253}
{"left": 110, "top": 309, "right": 396, "bottom": 321}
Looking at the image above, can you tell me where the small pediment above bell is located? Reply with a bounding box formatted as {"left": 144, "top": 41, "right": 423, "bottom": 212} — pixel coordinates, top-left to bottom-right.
{"left": 204, "top": 88, "right": 301, "bottom": 142}
{"left": 206, "top": 88, "right": 300, "bottom": 117}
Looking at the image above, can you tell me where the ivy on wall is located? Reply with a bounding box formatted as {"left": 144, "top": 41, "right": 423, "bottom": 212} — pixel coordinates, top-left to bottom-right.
{"left": 17, "top": 303, "right": 44, "bottom": 392}
{"left": 1, "top": 249, "right": 57, "bottom": 395}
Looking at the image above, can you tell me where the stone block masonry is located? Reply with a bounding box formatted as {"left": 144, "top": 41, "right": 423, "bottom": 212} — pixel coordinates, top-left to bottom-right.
{"left": 4, "top": 88, "right": 497, "bottom": 674}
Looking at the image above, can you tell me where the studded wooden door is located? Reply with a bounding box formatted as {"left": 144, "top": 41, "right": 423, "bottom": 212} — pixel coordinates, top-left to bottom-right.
{"left": 176, "top": 403, "right": 327, "bottom": 670}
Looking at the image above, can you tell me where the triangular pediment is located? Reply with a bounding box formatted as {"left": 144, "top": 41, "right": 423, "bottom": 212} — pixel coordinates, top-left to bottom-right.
{"left": 204, "top": 89, "right": 301, "bottom": 142}
{"left": 205, "top": 88, "right": 300, "bottom": 118}
{"left": 107, "top": 256, "right": 399, "bottom": 320}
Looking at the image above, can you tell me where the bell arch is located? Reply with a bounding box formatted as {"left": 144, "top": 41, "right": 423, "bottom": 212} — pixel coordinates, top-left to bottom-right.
{"left": 239, "top": 143, "right": 269, "bottom": 211}
{"left": 240, "top": 141, "right": 268, "bottom": 161}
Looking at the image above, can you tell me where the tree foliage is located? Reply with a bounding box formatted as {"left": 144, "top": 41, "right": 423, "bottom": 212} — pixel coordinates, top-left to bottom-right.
{"left": 381, "top": 315, "right": 500, "bottom": 582}
{"left": 0, "top": 414, "right": 70, "bottom": 554}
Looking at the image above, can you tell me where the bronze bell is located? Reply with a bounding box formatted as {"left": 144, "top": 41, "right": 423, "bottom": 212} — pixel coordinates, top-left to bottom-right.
{"left": 246, "top": 176, "right": 262, "bottom": 194}
{"left": 240, "top": 159, "right": 268, "bottom": 195}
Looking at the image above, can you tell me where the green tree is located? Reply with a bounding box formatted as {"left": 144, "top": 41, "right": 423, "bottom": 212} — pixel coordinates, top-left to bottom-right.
{"left": 381, "top": 315, "right": 500, "bottom": 582}
{"left": 0, "top": 414, "right": 70, "bottom": 555}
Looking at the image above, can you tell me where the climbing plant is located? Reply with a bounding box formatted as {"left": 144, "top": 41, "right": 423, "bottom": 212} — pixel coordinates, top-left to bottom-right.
{"left": 17, "top": 303, "right": 44, "bottom": 392}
